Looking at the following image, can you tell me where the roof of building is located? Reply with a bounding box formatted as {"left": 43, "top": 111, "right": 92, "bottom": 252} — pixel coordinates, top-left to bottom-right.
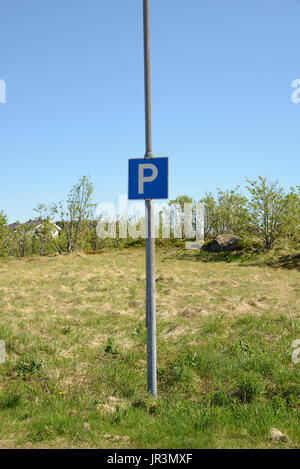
{"left": 8, "top": 219, "right": 61, "bottom": 231}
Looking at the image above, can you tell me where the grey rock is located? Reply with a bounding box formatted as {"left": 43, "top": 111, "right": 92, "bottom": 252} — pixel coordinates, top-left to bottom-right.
{"left": 211, "top": 234, "right": 240, "bottom": 252}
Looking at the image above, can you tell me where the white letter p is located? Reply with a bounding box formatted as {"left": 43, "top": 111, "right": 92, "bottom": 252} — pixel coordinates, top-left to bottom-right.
{"left": 138, "top": 163, "right": 158, "bottom": 194}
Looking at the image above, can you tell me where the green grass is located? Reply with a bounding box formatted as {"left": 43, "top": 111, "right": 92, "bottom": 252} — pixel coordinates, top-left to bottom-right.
{"left": 0, "top": 247, "right": 299, "bottom": 448}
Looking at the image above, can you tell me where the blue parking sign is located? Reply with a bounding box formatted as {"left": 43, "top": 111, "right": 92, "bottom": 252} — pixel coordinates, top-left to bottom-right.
{"left": 128, "top": 157, "right": 169, "bottom": 200}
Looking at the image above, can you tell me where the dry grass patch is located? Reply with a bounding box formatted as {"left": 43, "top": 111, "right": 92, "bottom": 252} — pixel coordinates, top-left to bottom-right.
{"left": 0, "top": 248, "right": 299, "bottom": 448}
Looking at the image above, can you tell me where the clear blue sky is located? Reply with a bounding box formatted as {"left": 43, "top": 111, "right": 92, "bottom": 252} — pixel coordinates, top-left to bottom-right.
{"left": 0, "top": 0, "right": 299, "bottom": 223}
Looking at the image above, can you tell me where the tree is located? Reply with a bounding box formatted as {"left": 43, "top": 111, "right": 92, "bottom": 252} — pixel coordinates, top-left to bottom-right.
{"left": 169, "top": 195, "right": 194, "bottom": 212}
{"left": 33, "top": 204, "right": 58, "bottom": 256}
{"left": 83, "top": 219, "right": 105, "bottom": 251}
{"left": 169, "top": 195, "right": 194, "bottom": 239}
{"left": 246, "top": 176, "right": 294, "bottom": 249}
{"left": 199, "top": 192, "right": 218, "bottom": 237}
{"left": 14, "top": 223, "right": 32, "bottom": 257}
{"left": 282, "top": 187, "right": 300, "bottom": 239}
{"left": 52, "top": 176, "right": 95, "bottom": 253}
{"left": 200, "top": 188, "right": 248, "bottom": 237}
{"left": 0, "top": 211, "right": 9, "bottom": 257}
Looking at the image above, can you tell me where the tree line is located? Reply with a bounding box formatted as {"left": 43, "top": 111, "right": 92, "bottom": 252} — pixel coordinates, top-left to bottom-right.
{"left": 0, "top": 175, "right": 299, "bottom": 257}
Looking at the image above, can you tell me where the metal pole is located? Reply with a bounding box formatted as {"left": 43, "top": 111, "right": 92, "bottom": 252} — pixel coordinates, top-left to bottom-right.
{"left": 143, "top": 0, "right": 157, "bottom": 397}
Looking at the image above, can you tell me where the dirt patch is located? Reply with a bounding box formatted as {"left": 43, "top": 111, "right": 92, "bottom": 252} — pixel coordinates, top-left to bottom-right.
{"left": 181, "top": 306, "right": 208, "bottom": 318}
{"left": 85, "top": 251, "right": 104, "bottom": 255}
{"left": 0, "top": 440, "right": 16, "bottom": 449}
{"left": 98, "top": 396, "right": 127, "bottom": 415}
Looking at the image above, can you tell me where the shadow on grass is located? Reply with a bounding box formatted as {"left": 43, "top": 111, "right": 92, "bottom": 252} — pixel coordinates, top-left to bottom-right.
{"left": 263, "top": 253, "right": 300, "bottom": 271}
{"left": 174, "top": 250, "right": 258, "bottom": 264}
{"left": 234, "top": 252, "right": 300, "bottom": 272}
{"left": 171, "top": 249, "right": 300, "bottom": 271}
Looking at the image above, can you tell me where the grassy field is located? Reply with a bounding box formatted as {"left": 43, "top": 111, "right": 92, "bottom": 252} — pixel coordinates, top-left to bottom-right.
{"left": 0, "top": 247, "right": 299, "bottom": 449}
